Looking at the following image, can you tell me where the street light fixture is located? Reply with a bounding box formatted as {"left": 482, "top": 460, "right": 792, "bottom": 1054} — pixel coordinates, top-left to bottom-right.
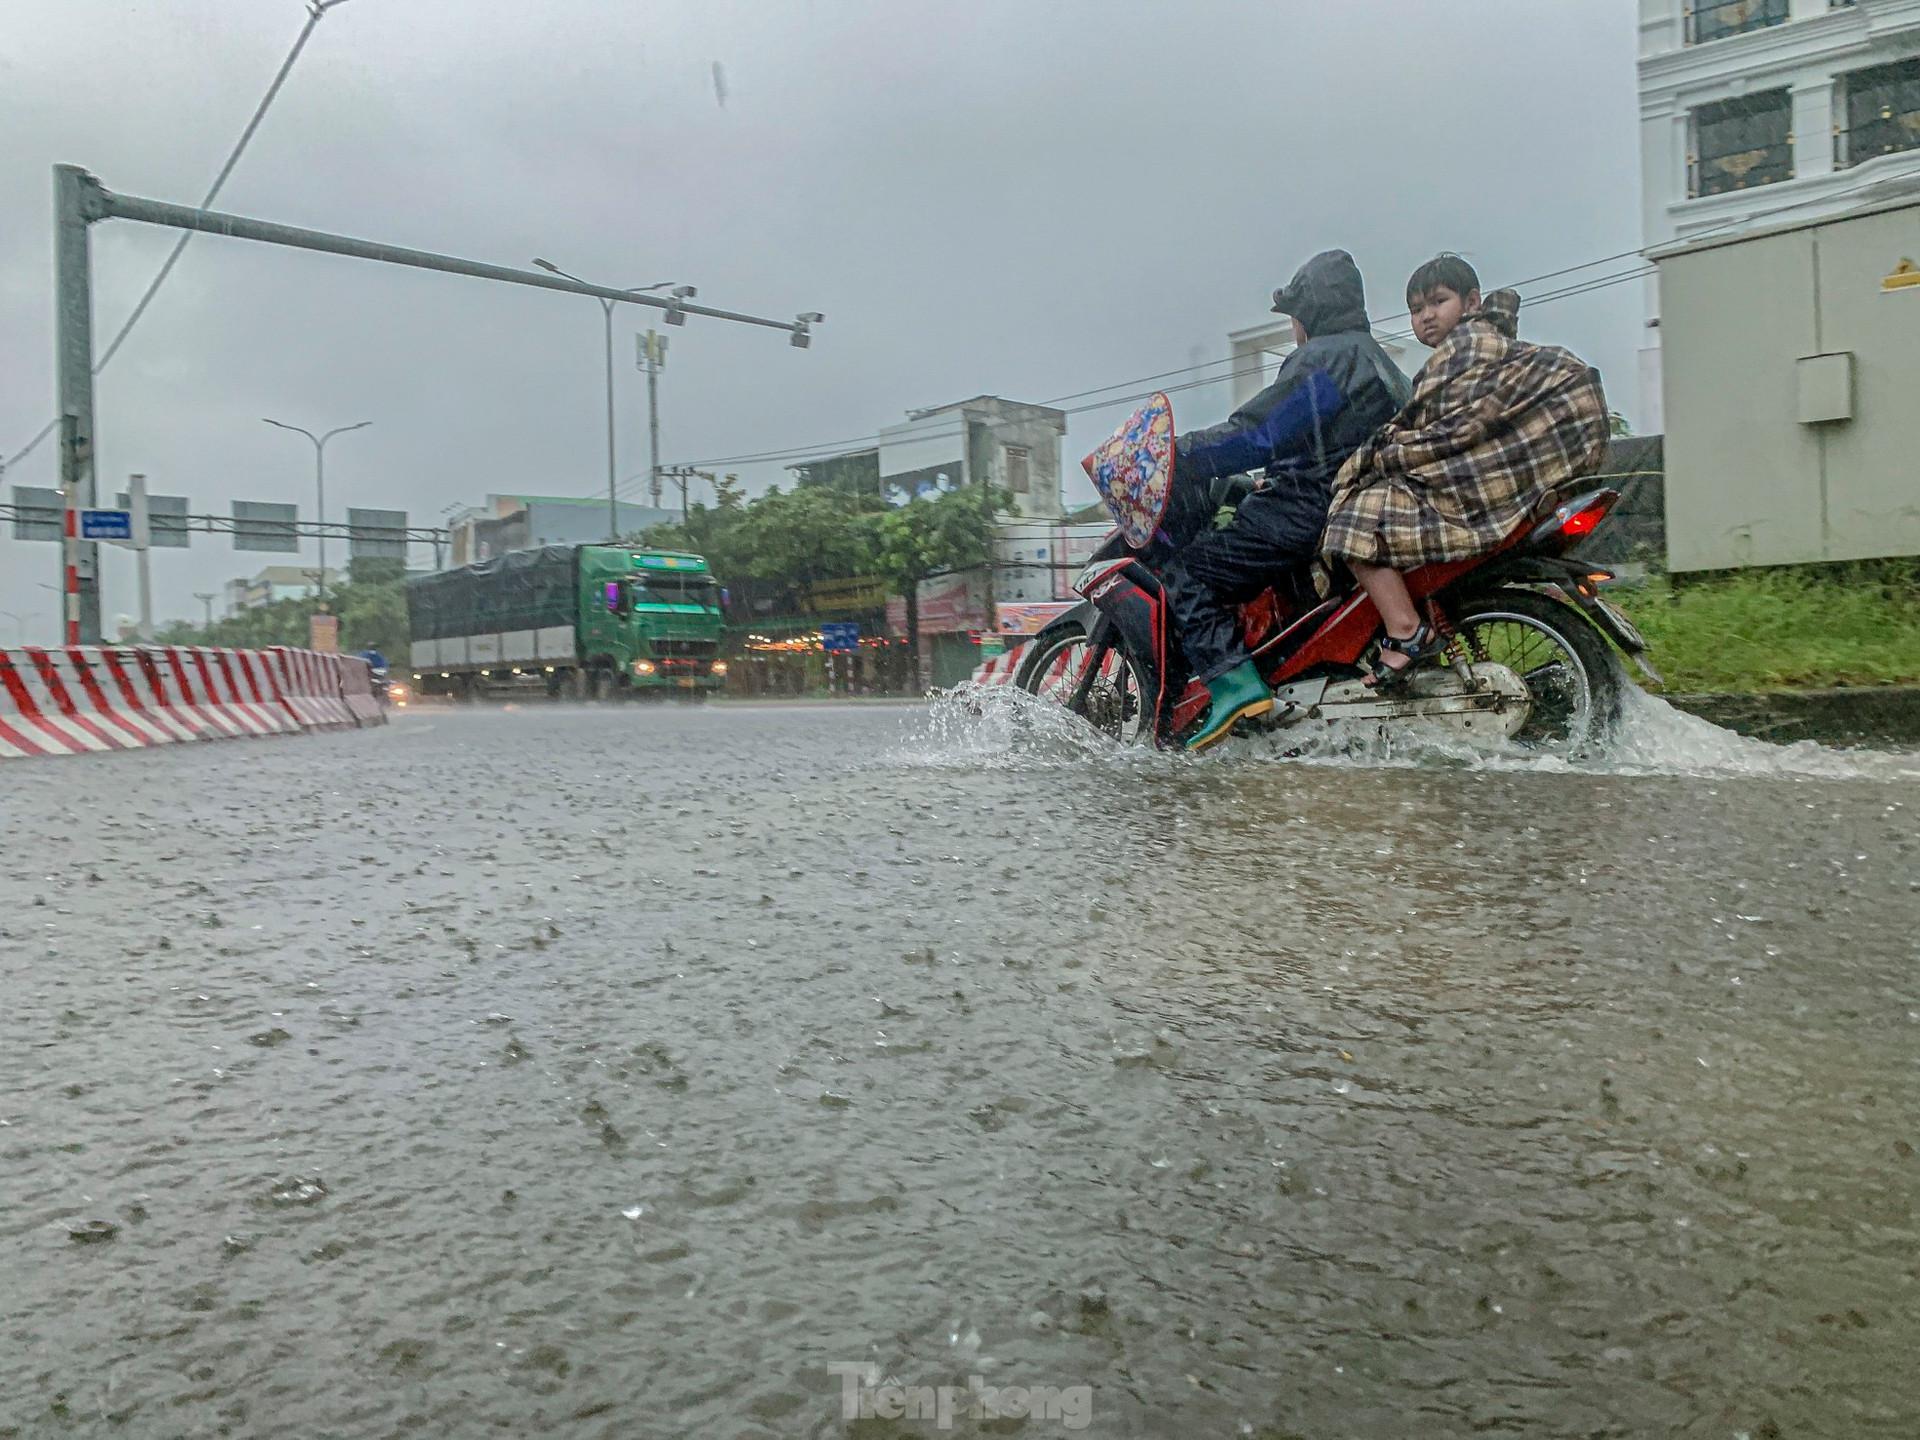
{"left": 261, "top": 417, "right": 371, "bottom": 604}
{"left": 532, "top": 258, "right": 678, "bottom": 540}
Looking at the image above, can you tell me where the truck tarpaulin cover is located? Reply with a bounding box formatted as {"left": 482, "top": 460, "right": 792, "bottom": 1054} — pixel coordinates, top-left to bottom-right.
{"left": 407, "top": 545, "right": 579, "bottom": 641}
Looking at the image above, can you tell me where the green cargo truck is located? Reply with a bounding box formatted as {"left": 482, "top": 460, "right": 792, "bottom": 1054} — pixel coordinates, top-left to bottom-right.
{"left": 406, "top": 544, "right": 727, "bottom": 699}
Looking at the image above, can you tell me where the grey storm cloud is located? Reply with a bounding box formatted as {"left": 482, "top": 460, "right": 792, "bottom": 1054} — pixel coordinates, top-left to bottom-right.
{"left": 0, "top": 0, "right": 1641, "bottom": 631}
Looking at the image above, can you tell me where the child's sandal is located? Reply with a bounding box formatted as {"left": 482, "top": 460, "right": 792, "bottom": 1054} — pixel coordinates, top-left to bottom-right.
{"left": 1365, "top": 623, "right": 1444, "bottom": 691}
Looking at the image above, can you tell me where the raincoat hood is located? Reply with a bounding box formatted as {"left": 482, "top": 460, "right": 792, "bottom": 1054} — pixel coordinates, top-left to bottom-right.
{"left": 1269, "top": 249, "right": 1371, "bottom": 337}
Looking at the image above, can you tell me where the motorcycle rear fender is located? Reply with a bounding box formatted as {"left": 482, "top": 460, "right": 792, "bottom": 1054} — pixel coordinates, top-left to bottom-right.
{"left": 1457, "top": 555, "right": 1647, "bottom": 655}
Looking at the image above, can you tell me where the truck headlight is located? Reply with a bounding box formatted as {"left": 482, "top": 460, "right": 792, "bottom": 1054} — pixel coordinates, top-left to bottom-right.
{"left": 710, "top": 661, "right": 728, "bottom": 676}
{"left": 633, "top": 659, "right": 656, "bottom": 676}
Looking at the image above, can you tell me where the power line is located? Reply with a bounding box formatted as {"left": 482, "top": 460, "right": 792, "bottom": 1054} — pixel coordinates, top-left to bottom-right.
{"left": 1, "top": 0, "right": 351, "bottom": 477}
{"left": 631, "top": 264, "right": 1661, "bottom": 482}
{"left": 583, "top": 159, "right": 1920, "bottom": 494}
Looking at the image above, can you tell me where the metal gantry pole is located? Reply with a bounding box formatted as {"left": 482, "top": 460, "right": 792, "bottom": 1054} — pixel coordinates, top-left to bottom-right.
{"left": 54, "top": 166, "right": 100, "bottom": 644}
{"left": 46, "top": 164, "right": 822, "bottom": 621}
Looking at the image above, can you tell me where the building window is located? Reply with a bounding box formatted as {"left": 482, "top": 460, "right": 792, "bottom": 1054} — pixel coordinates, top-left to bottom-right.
{"left": 1684, "top": 0, "right": 1789, "bottom": 45}
{"left": 1689, "top": 90, "right": 1794, "bottom": 197}
{"left": 1839, "top": 56, "right": 1920, "bottom": 167}
{"left": 1004, "top": 445, "right": 1030, "bottom": 494}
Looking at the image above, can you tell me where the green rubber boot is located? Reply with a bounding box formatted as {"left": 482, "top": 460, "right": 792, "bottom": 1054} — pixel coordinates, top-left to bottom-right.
{"left": 1184, "top": 661, "right": 1273, "bottom": 752}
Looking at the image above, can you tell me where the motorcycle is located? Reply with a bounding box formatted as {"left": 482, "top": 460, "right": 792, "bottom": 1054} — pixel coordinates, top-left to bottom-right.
{"left": 1017, "top": 396, "right": 1656, "bottom": 753}
{"left": 356, "top": 654, "right": 393, "bottom": 709}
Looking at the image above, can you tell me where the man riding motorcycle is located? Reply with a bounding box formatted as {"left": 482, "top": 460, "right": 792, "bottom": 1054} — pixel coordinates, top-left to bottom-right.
{"left": 1163, "top": 249, "right": 1411, "bottom": 750}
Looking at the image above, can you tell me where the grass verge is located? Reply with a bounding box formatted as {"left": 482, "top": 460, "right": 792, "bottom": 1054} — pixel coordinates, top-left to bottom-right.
{"left": 1607, "top": 564, "right": 1920, "bottom": 693}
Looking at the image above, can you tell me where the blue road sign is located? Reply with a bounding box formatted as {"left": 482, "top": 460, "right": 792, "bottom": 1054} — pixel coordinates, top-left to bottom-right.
{"left": 821, "top": 622, "right": 859, "bottom": 652}
{"left": 80, "top": 508, "right": 132, "bottom": 541}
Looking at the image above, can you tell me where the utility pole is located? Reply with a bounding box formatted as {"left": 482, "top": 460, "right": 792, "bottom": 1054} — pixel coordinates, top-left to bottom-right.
{"left": 978, "top": 445, "right": 999, "bottom": 640}
{"left": 532, "top": 261, "right": 685, "bottom": 540}
{"left": 637, "top": 329, "right": 667, "bottom": 508}
{"left": 262, "top": 417, "right": 371, "bottom": 606}
{"left": 658, "top": 465, "right": 721, "bottom": 525}
{"left": 194, "top": 591, "right": 216, "bottom": 627}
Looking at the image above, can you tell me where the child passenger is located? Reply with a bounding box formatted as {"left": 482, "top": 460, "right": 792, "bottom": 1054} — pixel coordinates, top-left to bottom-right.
{"left": 1319, "top": 254, "right": 1611, "bottom": 687}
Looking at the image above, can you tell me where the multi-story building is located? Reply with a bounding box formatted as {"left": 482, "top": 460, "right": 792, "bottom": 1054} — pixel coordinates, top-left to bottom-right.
{"left": 1638, "top": 0, "right": 1920, "bottom": 427}
{"left": 875, "top": 395, "right": 1069, "bottom": 519}
{"left": 445, "top": 494, "right": 675, "bottom": 566}
{"left": 222, "top": 566, "right": 341, "bottom": 614}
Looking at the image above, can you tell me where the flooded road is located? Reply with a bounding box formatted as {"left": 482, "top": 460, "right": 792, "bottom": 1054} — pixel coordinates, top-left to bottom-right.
{"left": 3, "top": 697, "right": 1917, "bottom": 1438}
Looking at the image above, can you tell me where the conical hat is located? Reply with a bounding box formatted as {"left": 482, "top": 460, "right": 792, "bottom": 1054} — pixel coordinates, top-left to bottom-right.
{"left": 1081, "top": 393, "right": 1175, "bottom": 550}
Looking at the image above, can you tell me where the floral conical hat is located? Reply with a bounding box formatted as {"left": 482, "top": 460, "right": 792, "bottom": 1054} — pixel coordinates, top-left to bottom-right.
{"left": 1081, "top": 392, "right": 1175, "bottom": 550}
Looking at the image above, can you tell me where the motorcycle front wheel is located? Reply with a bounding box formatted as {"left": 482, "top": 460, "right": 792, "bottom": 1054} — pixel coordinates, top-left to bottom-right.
{"left": 1017, "top": 624, "right": 1148, "bottom": 744}
{"left": 1450, "top": 588, "right": 1623, "bottom": 752}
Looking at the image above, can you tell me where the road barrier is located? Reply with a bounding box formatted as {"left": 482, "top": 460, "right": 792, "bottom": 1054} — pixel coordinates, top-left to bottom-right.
{"left": 268, "top": 647, "right": 361, "bottom": 732}
{"left": 335, "top": 653, "right": 386, "bottom": 725}
{"left": 0, "top": 644, "right": 382, "bottom": 760}
{"left": 967, "top": 642, "right": 1030, "bottom": 688}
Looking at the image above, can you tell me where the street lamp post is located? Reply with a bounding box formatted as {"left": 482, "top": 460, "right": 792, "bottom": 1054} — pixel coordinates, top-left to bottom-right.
{"left": 194, "top": 591, "right": 217, "bottom": 627}
{"left": 532, "top": 259, "right": 681, "bottom": 541}
{"left": 262, "top": 417, "right": 371, "bottom": 603}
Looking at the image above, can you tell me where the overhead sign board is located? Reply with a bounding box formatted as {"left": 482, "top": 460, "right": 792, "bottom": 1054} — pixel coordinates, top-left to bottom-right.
{"left": 233, "top": 500, "right": 299, "bottom": 553}
{"left": 80, "top": 508, "right": 132, "bottom": 541}
{"left": 10, "top": 486, "right": 63, "bottom": 542}
{"left": 117, "top": 490, "right": 191, "bottom": 547}
{"left": 347, "top": 507, "right": 408, "bottom": 560}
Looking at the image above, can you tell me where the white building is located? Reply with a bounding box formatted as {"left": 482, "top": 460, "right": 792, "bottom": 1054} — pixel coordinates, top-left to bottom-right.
{"left": 877, "top": 396, "right": 1068, "bottom": 519}
{"left": 1638, "top": 0, "right": 1920, "bottom": 429}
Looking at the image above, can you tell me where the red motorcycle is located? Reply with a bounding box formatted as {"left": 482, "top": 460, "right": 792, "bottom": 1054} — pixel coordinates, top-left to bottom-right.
{"left": 1017, "top": 414, "right": 1653, "bottom": 753}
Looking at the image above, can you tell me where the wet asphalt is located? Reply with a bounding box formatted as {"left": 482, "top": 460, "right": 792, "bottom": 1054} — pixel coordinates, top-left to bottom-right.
{"left": 2, "top": 697, "right": 1917, "bottom": 1439}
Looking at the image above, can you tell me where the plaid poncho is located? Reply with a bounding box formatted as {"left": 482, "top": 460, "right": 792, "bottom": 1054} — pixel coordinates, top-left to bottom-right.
{"left": 1320, "top": 290, "right": 1609, "bottom": 569}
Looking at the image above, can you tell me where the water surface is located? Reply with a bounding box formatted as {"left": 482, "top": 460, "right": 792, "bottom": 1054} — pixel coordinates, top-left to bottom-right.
{"left": 3, "top": 696, "right": 1916, "bottom": 1437}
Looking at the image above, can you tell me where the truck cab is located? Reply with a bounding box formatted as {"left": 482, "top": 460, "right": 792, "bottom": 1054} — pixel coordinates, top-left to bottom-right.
{"left": 579, "top": 546, "right": 727, "bottom": 695}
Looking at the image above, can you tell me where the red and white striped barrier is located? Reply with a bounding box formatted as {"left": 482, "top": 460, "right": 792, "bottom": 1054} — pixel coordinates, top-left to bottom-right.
{"left": 174, "top": 646, "right": 304, "bottom": 737}
{"left": 268, "top": 647, "right": 360, "bottom": 732}
{"left": 967, "top": 641, "right": 1031, "bottom": 688}
{"left": 337, "top": 654, "right": 386, "bottom": 726}
{"left": 0, "top": 644, "right": 381, "bottom": 760}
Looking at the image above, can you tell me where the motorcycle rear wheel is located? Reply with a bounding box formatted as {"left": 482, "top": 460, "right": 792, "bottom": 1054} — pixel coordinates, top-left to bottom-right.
{"left": 1449, "top": 588, "right": 1622, "bottom": 752}
{"left": 1017, "top": 625, "right": 1147, "bottom": 744}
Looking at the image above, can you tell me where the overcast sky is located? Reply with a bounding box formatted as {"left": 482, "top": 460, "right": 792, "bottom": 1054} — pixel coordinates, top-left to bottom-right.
{"left": 0, "top": 0, "right": 1642, "bottom": 634}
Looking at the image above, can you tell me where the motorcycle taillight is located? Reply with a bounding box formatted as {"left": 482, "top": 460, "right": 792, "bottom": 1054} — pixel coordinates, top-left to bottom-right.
{"left": 1524, "top": 487, "right": 1619, "bottom": 555}
{"left": 1560, "top": 504, "right": 1607, "bottom": 539}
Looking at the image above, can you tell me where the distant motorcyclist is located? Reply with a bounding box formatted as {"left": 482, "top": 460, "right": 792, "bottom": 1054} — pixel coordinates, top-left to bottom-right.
{"left": 1164, "top": 249, "right": 1412, "bottom": 750}
{"left": 354, "top": 647, "right": 391, "bottom": 704}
